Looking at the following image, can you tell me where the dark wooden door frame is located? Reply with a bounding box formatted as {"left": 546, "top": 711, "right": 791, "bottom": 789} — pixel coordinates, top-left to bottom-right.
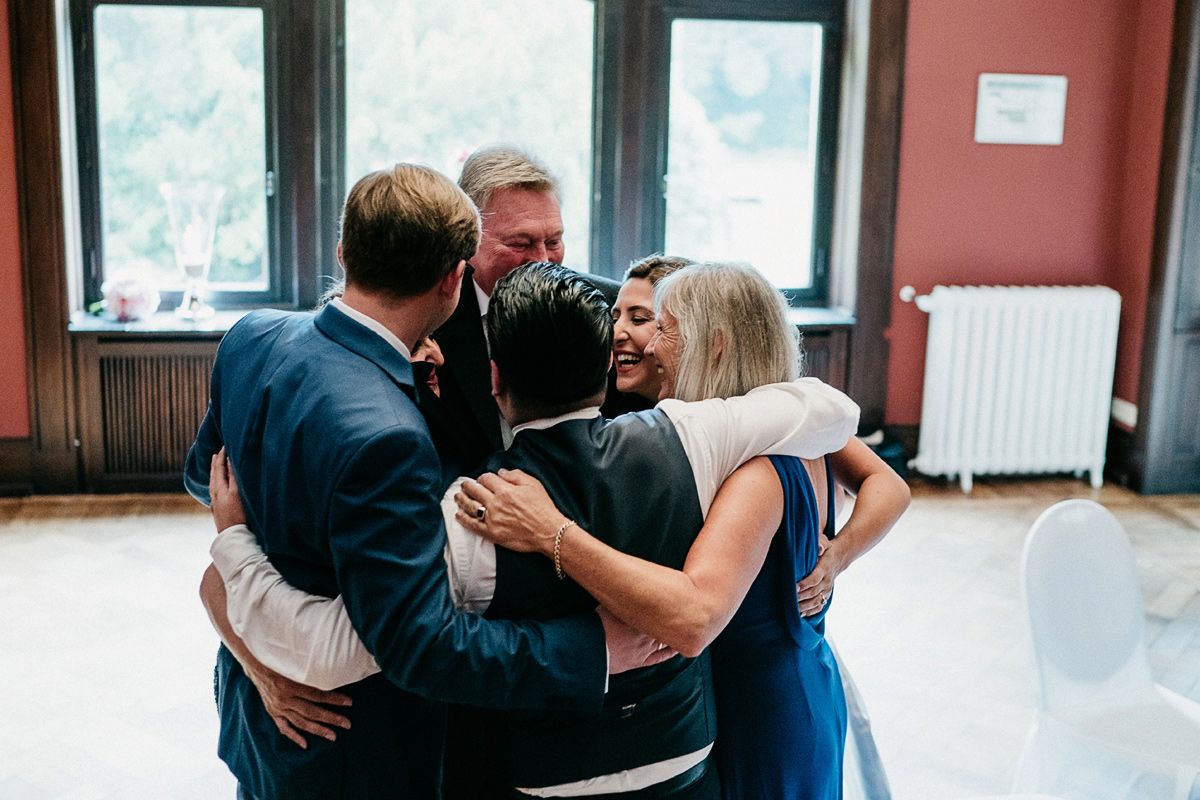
{"left": 1131, "top": 0, "right": 1200, "bottom": 493}
{"left": 847, "top": 0, "right": 906, "bottom": 434}
{"left": 9, "top": 1, "right": 79, "bottom": 491}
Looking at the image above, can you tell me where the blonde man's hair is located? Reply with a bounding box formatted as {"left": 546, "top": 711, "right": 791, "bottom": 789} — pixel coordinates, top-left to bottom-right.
{"left": 339, "top": 163, "right": 481, "bottom": 297}
{"left": 457, "top": 145, "right": 560, "bottom": 210}
{"left": 654, "top": 262, "right": 802, "bottom": 402}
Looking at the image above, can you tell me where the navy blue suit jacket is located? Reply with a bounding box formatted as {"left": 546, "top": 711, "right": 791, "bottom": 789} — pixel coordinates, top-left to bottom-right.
{"left": 185, "top": 303, "right": 606, "bottom": 799}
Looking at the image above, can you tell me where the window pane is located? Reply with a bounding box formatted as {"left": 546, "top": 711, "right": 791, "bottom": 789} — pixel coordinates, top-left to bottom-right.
{"left": 664, "top": 19, "right": 823, "bottom": 290}
{"left": 346, "top": 0, "right": 594, "bottom": 271}
{"left": 94, "top": 5, "right": 268, "bottom": 290}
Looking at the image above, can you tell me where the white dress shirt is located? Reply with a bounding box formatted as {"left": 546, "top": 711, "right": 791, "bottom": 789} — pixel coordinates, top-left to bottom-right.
{"left": 211, "top": 378, "right": 858, "bottom": 795}
{"left": 329, "top": 297, "right": 411, "bottom": 360}
{"left": 473, "top": 279, "right": 491, "bottom": 319}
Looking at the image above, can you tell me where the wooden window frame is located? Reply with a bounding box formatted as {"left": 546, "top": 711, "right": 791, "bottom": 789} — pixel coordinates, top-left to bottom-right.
{"left": 68, "top": 0, "right": 289, "bottom": 309}
{"left": 10, "top": 0, "right": 906, "bottom": 490}
{"left": 591, "top": 0, "right": 844, "bottom": 304}
{"left": 66, "top": 0, "right": 342, "bottom": 313}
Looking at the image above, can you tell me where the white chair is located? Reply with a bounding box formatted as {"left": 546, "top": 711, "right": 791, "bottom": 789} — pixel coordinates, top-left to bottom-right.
{"left": 834, "top": 642, "right": 1070, "bottom": 800}
{"left": 1013, "top": 499, "right": 1200, "bottom": 800}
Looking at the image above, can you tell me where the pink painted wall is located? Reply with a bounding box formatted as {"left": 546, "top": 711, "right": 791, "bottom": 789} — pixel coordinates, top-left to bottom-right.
{"left": 0, "top": 0, "right": 31, "bottom": 439}
{"left": 885, "top": 0, "right": 1174, "bottom": 426}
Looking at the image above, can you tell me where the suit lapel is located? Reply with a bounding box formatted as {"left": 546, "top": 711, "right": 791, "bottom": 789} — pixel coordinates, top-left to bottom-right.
{"left": 314, "top": 303, "right": 416, "bottom": 398}
{"left": 431, "top": 268, "right": 619, "bottom": 454}
{"left": 434, "top": 268, "right": 504, "bottom": 451}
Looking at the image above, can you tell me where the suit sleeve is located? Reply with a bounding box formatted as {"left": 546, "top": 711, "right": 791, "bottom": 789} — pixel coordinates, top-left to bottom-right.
{"left": 184, "top": 360, "right": 224, "bottom": 505}
{"left": 659, "top": 377, "right": 860, "bottom": 514}
{"left": 328, "top": 425, "right": 607, "bottom": 712}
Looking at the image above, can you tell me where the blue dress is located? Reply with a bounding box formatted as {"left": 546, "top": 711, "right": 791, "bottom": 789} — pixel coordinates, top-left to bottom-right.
{"left": 710, "top": 455, "right": 848, "bottom": 799}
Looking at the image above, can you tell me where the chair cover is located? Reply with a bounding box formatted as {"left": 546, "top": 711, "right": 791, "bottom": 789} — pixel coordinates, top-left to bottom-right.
{"left": 1013, "top": 500, "right": 1200, "bottom": 800}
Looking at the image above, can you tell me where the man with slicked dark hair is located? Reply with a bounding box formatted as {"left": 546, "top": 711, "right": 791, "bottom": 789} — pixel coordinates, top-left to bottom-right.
{"left": 486, "top": 263, "right": 614, "bottom": 418}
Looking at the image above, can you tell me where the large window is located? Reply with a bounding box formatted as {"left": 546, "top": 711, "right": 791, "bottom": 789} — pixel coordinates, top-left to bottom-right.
{"left": 345, "top": 0, "right": 595, "bottom": 270}
{"left": 632, "top": 1, "right": 842, "bottom": 304}
{"left": 664, "top": 19, "right": 829, "bottom": 295}
{"left": 71, "top": 1, "right": 280, "bottom": 308}
{"left": 66, "top": 0, "right": 844, "bottom": 311}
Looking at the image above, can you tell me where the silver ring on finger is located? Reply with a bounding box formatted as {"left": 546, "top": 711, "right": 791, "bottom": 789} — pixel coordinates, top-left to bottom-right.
{"left": 474, "top": 504, "right": 487, "bottom": 522}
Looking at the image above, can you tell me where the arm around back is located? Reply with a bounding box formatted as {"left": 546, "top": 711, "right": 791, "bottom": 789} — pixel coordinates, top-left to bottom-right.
{"left": 660, "top": 377, "right": 859, "bottom": 513}
{"left": 184, "top": 312, "right": 254, "bottom": 503}
{"left": 183, "top": 309, "right": 282, "bottom": 504}
{"left": 561, "top": 457, "right": 784, "bottom": 656}
{"left": 329, "top": 424, "right": 607, "bottom": 712}
{"left": 794, "top": 437, "right": 909, "bottom": 614}
{"left": 459, "top": 458, "right": 784, "bottom": 657}
{"left": 184, "top": 405, "right": 222, "bottom": 504}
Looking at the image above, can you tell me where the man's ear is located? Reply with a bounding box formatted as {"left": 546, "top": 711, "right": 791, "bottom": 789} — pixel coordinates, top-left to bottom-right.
{"left": 711, "top": 329, "right": 725, "bottom": 363}
{"left": 441, "top": 260, "right": 467, "bottom": 298}
{"left": 336, "top": 241, "right": 345, "bottom": 269}
{"left": 490, "top": 360, "right": 503, "bottom": 398}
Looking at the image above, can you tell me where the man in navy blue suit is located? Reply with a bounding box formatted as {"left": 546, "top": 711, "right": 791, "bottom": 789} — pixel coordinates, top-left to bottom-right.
{"left": 185, "top": 164, "right": 646, "bottom": 799}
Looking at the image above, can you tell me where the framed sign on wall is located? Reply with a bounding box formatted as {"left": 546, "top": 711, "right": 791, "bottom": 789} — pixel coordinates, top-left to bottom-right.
{"left": 974, "top": 73, "right": 1068, "bottom": 146}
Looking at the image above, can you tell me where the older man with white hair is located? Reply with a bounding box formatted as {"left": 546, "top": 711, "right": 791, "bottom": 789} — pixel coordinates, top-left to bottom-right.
{"left": 430, "top": 145, "right": 622, "bottom": 480}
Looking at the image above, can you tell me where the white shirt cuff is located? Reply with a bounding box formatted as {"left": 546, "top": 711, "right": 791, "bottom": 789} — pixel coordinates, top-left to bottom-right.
{"left": 209, "top": 524, "right": 264, "bottom": 581}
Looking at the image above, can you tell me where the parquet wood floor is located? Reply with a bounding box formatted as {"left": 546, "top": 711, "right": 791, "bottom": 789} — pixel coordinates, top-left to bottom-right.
{"left": 0, "top": 479, "right": 1196, "bottom": 799}
{"left": 0, "top": 494, "right": 232, "bottom": 799}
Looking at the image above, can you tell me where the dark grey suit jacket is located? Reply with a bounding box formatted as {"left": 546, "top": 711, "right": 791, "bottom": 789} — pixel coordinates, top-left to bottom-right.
{"left": 430, "top": 266, "right": 625, "bottom": 480}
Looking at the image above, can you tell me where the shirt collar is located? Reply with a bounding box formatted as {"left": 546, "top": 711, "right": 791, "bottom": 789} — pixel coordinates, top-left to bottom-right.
{"left": 330, "top": 298, "right": 412, "bottom": 361}
{"left": 473, "top": 279, "right": 490, "bottom": 318}
{"left": 511, "top": 406, "right": 602, "bottom": 436}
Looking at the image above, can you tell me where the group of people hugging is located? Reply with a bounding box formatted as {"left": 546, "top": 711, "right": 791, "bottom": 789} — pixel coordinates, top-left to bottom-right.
{"left": 186, "top": 145, "right": 911, "bottom": 800}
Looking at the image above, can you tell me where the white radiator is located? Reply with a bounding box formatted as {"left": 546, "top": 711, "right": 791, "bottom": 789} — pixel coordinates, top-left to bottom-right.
{"left": 909, "top": 285, "right": 1121, "bottom": 493}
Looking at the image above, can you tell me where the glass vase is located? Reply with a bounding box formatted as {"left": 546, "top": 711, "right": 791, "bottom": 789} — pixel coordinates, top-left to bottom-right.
{"left": 160, "top": 180, "right": 226, "bottom": 320}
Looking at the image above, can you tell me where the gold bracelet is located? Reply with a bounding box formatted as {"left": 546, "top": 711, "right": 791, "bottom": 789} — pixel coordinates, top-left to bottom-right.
{"left": 553, "top": 519, "right": 575, "bottom": 581}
